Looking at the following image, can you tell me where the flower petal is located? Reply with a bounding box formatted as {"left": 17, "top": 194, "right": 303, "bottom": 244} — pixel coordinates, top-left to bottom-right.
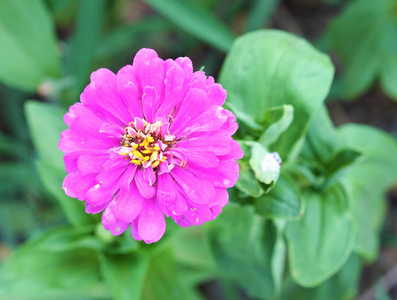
{"left": 138, "top": 197, "right": 166, "bottom": 244}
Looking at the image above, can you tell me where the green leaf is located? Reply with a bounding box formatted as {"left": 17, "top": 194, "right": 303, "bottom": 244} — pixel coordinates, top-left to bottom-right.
{"left": 142, "top": 0, "right": 235, "bottom": 52}
{"left": 255, "top": 174, "right": 303, "bottom": 220}
{"left": 25, "top": 101, "right": 67, "bottom": 169}
{"left": 35, "top": 160, "right": 95, "bottom": 226}
{"left": 258, "top": 105, "right": 294, "bottom": 148}
{"left": 235, "top": 163, "right": 264, "bottom": 198}
{"left": 0, "top": 226, "right": 108, "bottom": 299}
{"left": 0, "top": 0, "right": 60, "bottom": 91}
{"left": 95, "top": 18, "right": 173, "bottom": 63}
{"left": 326, "top": 0, "right": 397, "bottom": 100}
{"left": 245, "top": 0, "right": 280, "bottom": 32}
{"left": 338, "top": 124, "right": 397, "bottom": 261}
{"left": 25, "top": 101, "right": 95, "bottom": 226}
{"left": 220, "top": 30, "right": 334, "bottom": 159}
{"left": 143, "top": 248, "right": 204, "bottom": 300}
{"left": 272, "top": 219, "right": 287, "bottom": 297}
{"left": 100, "top": 252, "right": 149, "bottom": 300}
{"left": 279, "top": 254, "right": 362, "bottom": 300}
{"left": 206, "top": 203, "right": 276, "bottom": 299}
{"left": 324, "top": 148, "right": 362, "bottom": 180}
{"left": 285, "top": 184, "right": 355, "bottom": 287}
{"left": 66, "top": 0, "right": 106, "bottom": 97}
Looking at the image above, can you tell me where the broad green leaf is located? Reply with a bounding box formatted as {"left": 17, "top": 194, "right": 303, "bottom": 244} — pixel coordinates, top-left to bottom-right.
{"left": 220, "top": 30, "right": 334, "bottom": 159}
{"left": 143, "top": 248, "right": 204, "bottom": 300}
{"left": 25, "top": 101, "right": 67, "bottom": 170}
{"left": 285, "top": 184, "right": 355, "bottom": 287}
{"left": 142, "top": 0, "right": 235, "bottom": 52}
{"left": 66, "top": 0, "right": 106, "bottom": 97}
{"left": 338, "top": 124, "right": 397, "bottom": 261}
{"left": 249, "top": 142, "right": 281, "bottom": 191}
{"left": 255, "top": 174, "right": 303, "bottom": 220}
{"left": 326, "top": 0, "right": 397, "bottom": 100}
{"left": 172, "top": 226, "right": 216, "bottom": 270}
{"left": 35, "top": 160, "right": 95, "bottom": 226}
{"left": 258, "top": 105, "right": 294, "bottom": 148}
{"left": 279, "top": 254, "right": 362, "bottom": 300}
{"left": 0, "top": 0, "right": 60, "bottom": 91}
{"left": 0, "top": 226, "right": 108, "bottom": 299}
{"left": 206, "top": 203, "right": 276, "bottom": 299}
{"left": 100, "top": 252, "right": 149, "bottom": 300}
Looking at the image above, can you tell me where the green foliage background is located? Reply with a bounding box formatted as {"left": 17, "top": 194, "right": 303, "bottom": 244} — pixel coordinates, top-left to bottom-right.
{"left": 1, "top": 0, "right": 397, "bottom": 299}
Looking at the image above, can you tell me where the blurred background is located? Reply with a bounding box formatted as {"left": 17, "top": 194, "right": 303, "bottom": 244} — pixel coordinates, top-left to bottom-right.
{"left": 0, "top": 0, "right": 397, "bottom": 298}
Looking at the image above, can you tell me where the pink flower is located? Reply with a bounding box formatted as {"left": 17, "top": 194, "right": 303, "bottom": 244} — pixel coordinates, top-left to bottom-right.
{"left": 59, "top": 48, "right": 243, "bottom": 244}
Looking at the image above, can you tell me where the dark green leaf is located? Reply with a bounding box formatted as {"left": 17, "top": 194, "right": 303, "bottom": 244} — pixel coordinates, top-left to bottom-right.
{"left": 255, "top": 174, "right": 303, "bottom": 220}
{"left": 285, "top": 184, "right": 355, "bottom": 287}
{"left": 326, "top": 0, "right": 397, "bottom": 100}
{"left": 0, "top": 226, "right": 108, "bottom": 299}
{"left": 143, "top": 248, "right": 203, "bottom": 300}
{"left": 67, "top": 0, "right": 106, "bottom": 97}
{"left": 279, "top": 254, "right": 362, "bottom": 300}
{"left": 220, "top": 30, "right": 334, "bottom": 159}
{"left": 142, "top": 0, "right": 235, "bottom": 52}
{"left": 0, "top": 0, "right": 60, "bottom": 90}
{"left": 245, "top": 0, "right": 280, "bottom": 32}
{"left": 206, "top": 203, "right": 276, "bottom": 299}
{"left": 100, "top": 252, "right": 149, "bottom": 300}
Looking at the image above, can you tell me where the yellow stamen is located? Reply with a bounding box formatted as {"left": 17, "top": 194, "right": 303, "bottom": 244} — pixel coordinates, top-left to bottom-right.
{"left": 142, "top": 149, "right": 152, "bottom": 154}
{"left": 131, "top": 159, "right": 142, "bottom": 165}
{"left": 143, "top": 156, "right": 150, "bottom": 161}
{"left": 151, "top": 161, "right": 160, "bottom": 168}
{"left": 133, "top": 150, "right": 144, "bottom": 159}
{"left": 147, "top": 136, "right": 154, "bottom": 143}
{"left": 153, "top": 146, "right": 160, "bottom": 151}
{"left": 132, "top": 144, "right": 138, "bottom": 149}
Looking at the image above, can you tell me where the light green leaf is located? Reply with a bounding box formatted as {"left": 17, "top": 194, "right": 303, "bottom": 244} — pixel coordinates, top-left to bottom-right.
{"left": 326, "top": 0, "right": 397, "bottom": 100}
{"left": 35, "top": 160, "right": 95, "bottom": 226}
{"left": 258, "top": 105, "right": 294, "bottom": 148}
{"left": 25, "top": 101, "right": 67, "bottom": 169}
{"left": 206, "top": 203, "right": 276, "bottom": 299}
{"left": 255, "top": 174, "right": 303, "bottom": 220}
{"left": 338, "top": 124, "right": 397, "bottom": 261}
{"left": 142, "top": 0, "right": 235, "bottom": 52}
{"left": 0, "top": 0, "right": 60, "bottom": 90}
{"left": 100, "top": 252, "right": 149, "bottom": 300}
{"left": 220, "top": 30, "right": 334, "bottom": 159}
{"left": 0, "top": 226, "right": 108, "bottom": 299}
{"left": 272, "top": 219, "right": 287, "bottom": 297}
{"left": 279, "top": 254, "right": 362, "bottom": 300}
{"left": 285, "top": 184, "right": 355, "bottom": 287}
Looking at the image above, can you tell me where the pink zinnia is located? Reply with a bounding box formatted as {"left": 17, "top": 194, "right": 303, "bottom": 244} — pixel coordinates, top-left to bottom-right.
{"left": 59, "top": 48, "right": 242, "bottom": 243}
